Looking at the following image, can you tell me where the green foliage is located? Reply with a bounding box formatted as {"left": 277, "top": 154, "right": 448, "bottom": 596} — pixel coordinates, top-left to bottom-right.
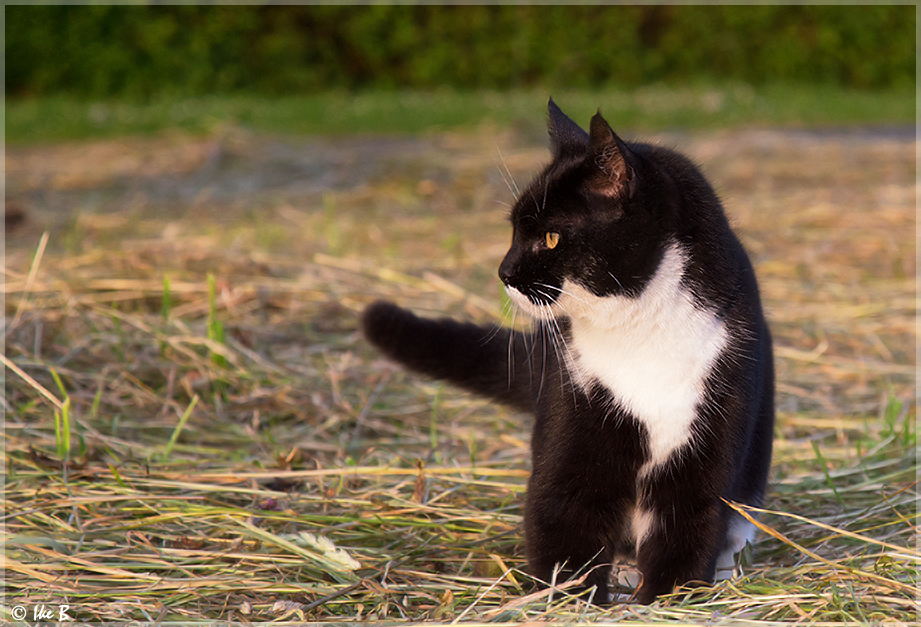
{"left": 162, "top": 394, "right": 199, "bottom": 461}
{"left": 6, "top": 86, "right": 915, "bottom": 146}
{"left": 162, "top": 275, "right": 173, "bottom": 323}
{"left": 206, "top": 273, "right": 226, "bottom": 369}
{"left": 53, "top": 398, "right": 72, "bottom": 461}
{"left": 49, "top": 369, "right": 73, "bottom": 461}
{"left": 7, "top": 6, "right": 914, "bottom": 100}
{"left": 882, "top": 394, "right": 915, "bottom": 447}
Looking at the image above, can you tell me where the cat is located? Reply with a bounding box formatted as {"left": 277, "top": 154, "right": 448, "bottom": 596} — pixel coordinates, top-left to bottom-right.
{"left": 362, "top": 98, "right": 774, "bottom": 604}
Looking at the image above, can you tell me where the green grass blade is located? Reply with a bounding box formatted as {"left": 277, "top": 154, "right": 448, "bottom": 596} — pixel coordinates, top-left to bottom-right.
{"left": 162, "top": 394, "right": 199, "bottom": 461}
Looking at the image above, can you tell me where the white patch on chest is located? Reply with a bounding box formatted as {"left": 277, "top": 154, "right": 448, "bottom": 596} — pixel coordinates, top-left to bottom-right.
{"left": 555, "top": 244, "right": 730, "bottom": 469}
{"left": 631, "top": 506, "right": 655, "bottom": 546}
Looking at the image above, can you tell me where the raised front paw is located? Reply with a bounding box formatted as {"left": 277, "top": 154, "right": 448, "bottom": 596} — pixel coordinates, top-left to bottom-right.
{"left": 361, "top": 301, "right": 415, "bottom": 351}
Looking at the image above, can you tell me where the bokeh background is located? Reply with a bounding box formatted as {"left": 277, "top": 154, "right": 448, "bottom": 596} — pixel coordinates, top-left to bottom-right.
{"left": 7, "top": 5, "right": 915, "bottom": 96}
{"left": 4, "top": 5, "right": 917, "bottom": 623}
{"left": 6, "top": 4, "right": 915, "bottom": 142}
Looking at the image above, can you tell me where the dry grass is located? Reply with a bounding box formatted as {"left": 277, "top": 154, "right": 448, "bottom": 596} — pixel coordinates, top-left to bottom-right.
{"left": 4, "top": 124, "right": 916, "bottom": 623}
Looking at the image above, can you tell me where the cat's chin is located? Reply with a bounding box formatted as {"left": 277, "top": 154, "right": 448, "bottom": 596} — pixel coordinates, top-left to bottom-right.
{"left": 504, "top": 285, "right": 559, "bottom": 320}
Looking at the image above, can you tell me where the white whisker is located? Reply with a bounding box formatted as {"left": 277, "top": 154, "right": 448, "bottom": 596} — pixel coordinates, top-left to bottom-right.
{"left": 535, "top": 281, "right": 590, "bottom": 306}
{"left": 495, "top": 146, "right": 520, "bottom": 197}
{"left": 607, "top": 271, "right": 625, "bottom": 292}
{"left": 495, "top": 160, "right": 517, "bottom": 199}
{"left": 535, "top": 316, "right": 547, "bottom": 405}
{"left": 481, "top": 298, "right": 513, "bottom": 346}
{"left": 507, "top": 301, "right": 518, "bottom": 390}
{"left": 546, "top": 307, "right": 581, "bottom": 409}
{"left": 543, "top": 305, "right": 567, "bottom": 394}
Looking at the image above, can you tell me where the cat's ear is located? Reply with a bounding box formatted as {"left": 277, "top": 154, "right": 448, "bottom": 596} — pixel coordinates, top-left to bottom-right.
{"left": 588, "top": 111, "right": 636, "bottom": 198}
{"left": 548, "top": 97, "right": 588, "bottom": 159}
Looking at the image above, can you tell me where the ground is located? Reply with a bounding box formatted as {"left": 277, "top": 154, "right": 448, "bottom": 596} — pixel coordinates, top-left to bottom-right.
{"left": 4, "top": 122, "right": 916, "bottom": 623}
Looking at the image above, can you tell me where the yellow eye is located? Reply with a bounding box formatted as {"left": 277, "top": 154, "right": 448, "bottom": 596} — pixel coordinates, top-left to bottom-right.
{"left": 545, "top": 232, "right": 560, "bottom": 249}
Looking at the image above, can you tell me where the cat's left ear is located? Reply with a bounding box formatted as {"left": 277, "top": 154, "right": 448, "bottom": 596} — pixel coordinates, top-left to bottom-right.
{"left": 548, "top": 97, "right": 589, "bottom": 159}
{"left": 587, "top": 111, "right": 636, "bottom": 198}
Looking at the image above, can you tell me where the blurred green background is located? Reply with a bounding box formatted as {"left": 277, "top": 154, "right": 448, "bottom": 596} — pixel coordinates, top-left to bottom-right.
{"left": 8, "top": 5, "right": 915, "bottom": 96}
{"left": 6, "top": 5, "right": 916, "bottom": 142}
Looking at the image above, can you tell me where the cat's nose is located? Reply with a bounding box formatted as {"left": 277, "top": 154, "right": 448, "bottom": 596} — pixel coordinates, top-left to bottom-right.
{"left": 498, "top": 248, "right": 519, "bottom": 286}
{"left": 498, "top": 260, "right": 514, "bottom": 286}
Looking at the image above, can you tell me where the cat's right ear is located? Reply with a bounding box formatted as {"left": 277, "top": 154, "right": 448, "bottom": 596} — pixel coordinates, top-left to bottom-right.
{"left": 548, "top": 97, "right": 589, "bottom": 159}
{"left": 587, "top": 111, "right": 636, "bottom": 199}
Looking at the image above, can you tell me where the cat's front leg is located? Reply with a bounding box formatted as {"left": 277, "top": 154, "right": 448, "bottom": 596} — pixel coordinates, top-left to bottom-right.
{"left": 361, "top": 301, "right": 535, "bottom": 410}
{"left": 524, "top": 503, "right": 616, "bottom": 604}
{"left": 632, "top": 496, "right": 726, "bottom": 604}
{"left": 524, "top": 474, "right": 637, "bottom": 604}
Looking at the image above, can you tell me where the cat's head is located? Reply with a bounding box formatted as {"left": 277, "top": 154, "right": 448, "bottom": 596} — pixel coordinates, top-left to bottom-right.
{"left": 499, "top": 98, "right": 678, "bottom": 322}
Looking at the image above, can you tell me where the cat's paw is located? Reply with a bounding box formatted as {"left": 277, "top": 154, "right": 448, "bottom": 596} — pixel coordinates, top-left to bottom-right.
{"left": 361, "top": 300, "right": 416, "bottom": 351}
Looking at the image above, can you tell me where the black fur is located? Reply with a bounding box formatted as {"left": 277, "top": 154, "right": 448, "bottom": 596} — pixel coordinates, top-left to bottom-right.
{"left": 362, "top": 99, "right": 774, "bottom": 604}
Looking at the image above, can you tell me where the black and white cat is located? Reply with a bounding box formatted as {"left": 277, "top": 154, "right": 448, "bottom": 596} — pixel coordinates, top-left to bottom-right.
{"left": 362, "top": 99, "right": 774, "bottom": 604}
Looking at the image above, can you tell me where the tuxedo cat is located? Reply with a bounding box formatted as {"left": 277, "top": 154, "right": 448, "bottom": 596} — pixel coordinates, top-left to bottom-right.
{"left": 362, "top": 99, "right": 774, "bottom": 604}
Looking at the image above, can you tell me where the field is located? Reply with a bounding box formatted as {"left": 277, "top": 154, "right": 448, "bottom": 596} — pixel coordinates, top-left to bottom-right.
{"left": 4, "top": 92, "right": 917, "bottom": 623}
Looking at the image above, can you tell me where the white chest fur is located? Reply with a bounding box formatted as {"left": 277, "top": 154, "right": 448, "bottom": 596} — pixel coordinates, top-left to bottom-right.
{"left": 557, "top": 244, "right": 729, "bottom": 470}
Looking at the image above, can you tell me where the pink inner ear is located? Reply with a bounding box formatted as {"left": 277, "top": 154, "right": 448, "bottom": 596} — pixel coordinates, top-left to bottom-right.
{"left": 590, "top": 182, "right": 624, "bottom": 199}
{"left": 595, "top": 144, "right": 625, "bottom": 177}
{"left": 587, "top": 157, "right": 630, "bottom": 198}
{"left": 588, "top": 121, "right": 632, "bottom": 198}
